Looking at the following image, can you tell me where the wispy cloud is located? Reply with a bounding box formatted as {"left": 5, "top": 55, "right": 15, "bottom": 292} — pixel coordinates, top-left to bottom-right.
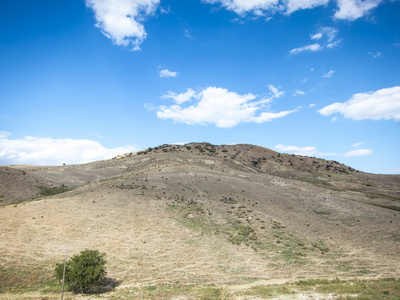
{"left": 352, "top": 142, "right": 363, "bottom": 147}
{"left": 286, "top": 0, "right": 330, "bottom": 14}
{"left": 0, "top": 133, "right": 139, "bottom": 166}
{"left": 275, "top": 144, "right": 318, "bottom": 156}
{"left": 368, "top": 51, "right": 382, "bottom": 58}
{"left": 290, "top": 27, "right": 340, "bottom": 55}
{"left": 268, "top": 84, "right": 284, "bottom": 98}
{"left": 290, "top": 43, "right": 322, "bottom": 54}
{"left": 161, "top": 88, "right": 197, "bottom": 104}
{"left": 155, "top": 86, "right": 298, "bottom": 128}
{"left": 184, "top": 29, "right": 194, "bottom": 39}
{"left": 275, "top": 143, "right": 374, "bottom": 159}
{"left": 322, "top": 70, "right": 335, "bottom": 78}
{"left": 310, "top": 32, "right": 323, "bottom": 40}
{"left": 159, "top": 69, "right": 178, "bottom": 78}
{"left": 344, "top": 149, "right": 374, "bottom": 157}
{"left": 274, "top": 144, "right": 340, "bottom": 157}
{"left": 85, "top": 0, "right": 160, "bottom": 50}
{"left": 0, "top": 131, "right": 11, "bottom": 139}
{"left": 293, "top": 90, "right": 305, "bottom": 96}
{"left": 319, "top": 86, "right": 400, "bottom": 121}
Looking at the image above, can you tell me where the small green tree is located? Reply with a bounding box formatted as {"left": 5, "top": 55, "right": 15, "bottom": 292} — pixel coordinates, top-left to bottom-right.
{"left": 54, "top": 249, "right": 107, "bottom": 293}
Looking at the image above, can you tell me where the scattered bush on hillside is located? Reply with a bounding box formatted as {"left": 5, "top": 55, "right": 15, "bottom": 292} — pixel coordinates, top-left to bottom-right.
{"left": 54, "top": 249, "right": 107, "bottom": 294}
{"left": 37, "top": 185, "right": 70, "bottom": 197}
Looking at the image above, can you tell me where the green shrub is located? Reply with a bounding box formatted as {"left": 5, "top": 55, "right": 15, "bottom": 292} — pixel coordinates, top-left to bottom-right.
{"left": 54, "top": 249, "right": 107, "bottom": 293}
{"left": 38, "top": 185, "right": 70, "bottom": 197}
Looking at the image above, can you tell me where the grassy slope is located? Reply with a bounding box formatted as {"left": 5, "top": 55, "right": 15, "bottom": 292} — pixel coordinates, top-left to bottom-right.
{"left": 1, "top": 143, "right": 399, "bottom": 299}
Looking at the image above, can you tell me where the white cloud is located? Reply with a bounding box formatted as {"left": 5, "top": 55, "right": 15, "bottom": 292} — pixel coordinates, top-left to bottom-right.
{"left": 327, "top": 40, "right": 341, "bottom": 48}
{"left": 351, "top": 142, "right": 363, "bottom": 147}
{"left": 203, "top": 0, "right": 383, "bottom": 20}
{"left": 335, "top": 0, "right": 382, "bottom": 21}
{"left": 290, "top": 43, "right": 322, "bottom": 54}
{"left": 308, "top": 103, "right": 315, "bottom": 108}
{"left": 161, "top": 88, "right": 197, "bottom": 104}
{"left": 286, "top": 0, "right": 329, "bottom": 14}
{"left": 275, "top": 143, "right": 374, "bottom": 158}
{"left": 319, "top": 86, "right": 400, "bottom": 121}
{"left": 185, "top": 29, "right": 194, "bottom": 39}
{"left": 310, "top": 32, "right": 323, "bottom": 40}
{"left": 159, "top": 69, "right": 178, "bottom": 78}
{"left": 322, "top": 70, "right": 335, "bottom": 78}
{"left": 156, "top": 86, "right": 298, "bottom": 128}
{"left": 202, "top": 0, "right": 281, "bottom": 16}
{"left": 373, "top": 52, "right": 382, "bottom": 58}
{"left": 344, "top": 149, "right": 373, "bottom": 157}
{"left": 0, "top": 134, "right": 138, "bottom": 166}
{"left": 320, "top": 27, "right": 338, "bottom": 42}
{"left": 368, "top": 51, "right": 382, "bottom": 58}
{"left": 290, "top": 27, "right": 340, "bottom": 54}
{"left": 0, "top": 131, "right": 11, "bottom": 139}
{"left": 388, "top": 168, "right": 400, "bottom": 174}
{"left": 85, "top": 0, "right": 160, "bottom": 50}
{"left": 275, "top": 144, "right": 318, "bottom": 156}
{"left": 268, "top": 84, "right": 284, "bottom": 98}
{"left": 293, "top": 90, "right": 305, "bottom": 96}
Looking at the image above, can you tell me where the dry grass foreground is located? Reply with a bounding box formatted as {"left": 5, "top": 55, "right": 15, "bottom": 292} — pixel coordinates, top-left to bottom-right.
{"left": 1, "top": 143, "right": 400, "bottom": 299}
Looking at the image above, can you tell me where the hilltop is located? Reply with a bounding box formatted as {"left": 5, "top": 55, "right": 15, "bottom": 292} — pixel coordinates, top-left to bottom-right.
{"left": 1, "top": 143, "right": 399, "bottom": 299}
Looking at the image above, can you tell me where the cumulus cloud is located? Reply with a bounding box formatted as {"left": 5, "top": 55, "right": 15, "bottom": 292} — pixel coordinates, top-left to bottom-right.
{"left": 203, "top": 0, "right": 383, "bottom": 20}
{"left": 159, "top": 69, "right": 178, "bottom": 78}
{"left": 156, "top": 86, "right": 298, "bottom": 128}
{"left": 0, "top": 133, "right": 138, "bottom": 166}
{"left": 344, "top": 149, "right": 373, "bottom": 157}
{"left": 319, "top": 86, "right": 400, "bottom": 121}
{"left": 334, "top": 0, "right": 382, "bottom": 21}
{"left": 85, "top": 0, "right": 160, "bottom": 50}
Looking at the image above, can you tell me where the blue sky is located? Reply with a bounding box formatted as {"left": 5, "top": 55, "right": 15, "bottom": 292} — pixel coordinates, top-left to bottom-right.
{"left": 0, "top": 0, "right": 399, "bottom": 174}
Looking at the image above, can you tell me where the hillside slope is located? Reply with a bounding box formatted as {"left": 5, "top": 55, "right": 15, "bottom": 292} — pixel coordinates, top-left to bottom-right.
{"left": 1, "top": 143, "right": 399, "bottom": 299}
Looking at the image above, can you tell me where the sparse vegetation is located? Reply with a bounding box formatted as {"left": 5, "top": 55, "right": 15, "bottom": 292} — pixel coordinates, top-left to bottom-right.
{"left": 37, "top": 185, "right": 70, "bottom": 197}
{"left": 1, "top": 142, "right": 400, "bottom": 299}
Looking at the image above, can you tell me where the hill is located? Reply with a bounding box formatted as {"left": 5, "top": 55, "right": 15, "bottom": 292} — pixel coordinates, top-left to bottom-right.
{"left": 1, "top": 143, "right": 399, "bottom": 299}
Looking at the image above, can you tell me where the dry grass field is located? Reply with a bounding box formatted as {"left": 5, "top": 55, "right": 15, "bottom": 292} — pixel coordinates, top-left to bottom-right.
{"left": 1, "top": 143, "right": 400, "bottom": 299}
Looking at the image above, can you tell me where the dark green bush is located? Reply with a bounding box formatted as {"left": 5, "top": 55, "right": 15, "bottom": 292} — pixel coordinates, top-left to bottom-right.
{"left": 54, "top": 249, "right": 107, "bottom": 293}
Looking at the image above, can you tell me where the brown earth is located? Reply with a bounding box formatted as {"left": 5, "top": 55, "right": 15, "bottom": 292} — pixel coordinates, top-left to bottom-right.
{"left": 0, "top": 143, "right": 399, "bottom": 299}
